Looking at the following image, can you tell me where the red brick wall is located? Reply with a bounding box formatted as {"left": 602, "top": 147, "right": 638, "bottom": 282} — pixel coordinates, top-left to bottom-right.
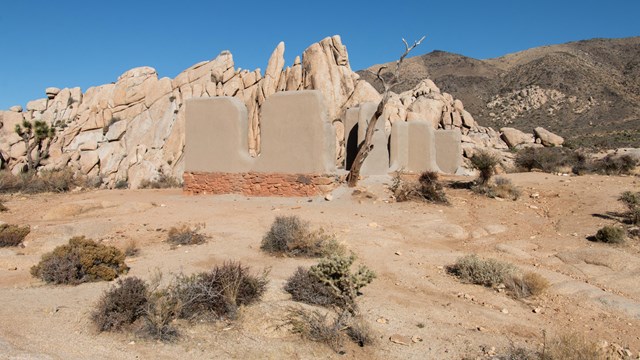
{"left": 183, "top": 172, "right": 338, "bottom": 196}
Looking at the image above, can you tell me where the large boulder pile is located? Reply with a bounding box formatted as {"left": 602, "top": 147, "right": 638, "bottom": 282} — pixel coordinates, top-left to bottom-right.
{"left": 0, "top": 35, "right": 565, "bottom": 187}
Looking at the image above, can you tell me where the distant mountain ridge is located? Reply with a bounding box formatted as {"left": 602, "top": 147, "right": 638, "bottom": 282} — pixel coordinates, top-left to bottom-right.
{"left": 358, "top": 37, "right": 640, "bottom": 148}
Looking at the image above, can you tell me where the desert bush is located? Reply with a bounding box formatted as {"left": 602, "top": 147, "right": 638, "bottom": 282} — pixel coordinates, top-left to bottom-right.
{"left": 114, "top": 179, "right": 129, "bottom": 189}
{"left": 0, "top": 224, "right": 30, "bottom": 247}
{"left": 393, "top": 171, "right": 449, "bottom": 204}
{"left": 0, "top": 199, "right": 7, "bottom": 212}
{"left": 285, "top": 307, "right": 345, "bottom": 352}
{"left": 345, "top": 316, "right": 375, "bottom": 347}
{"left": 505, "top": 272, "right": 549, "bottom": 299}
{"left": 0, "top": 169, "right": 79, "bottom": 194}
{"left": 593, "top": 154, "right": 637, "bottom": 175}
{"left": 308, "top": 254, "right": 375, "bottom": 314}
{"left": 285, "top": 267, "right": 341, "bottom": 307}
{"left": 261, "top": 216, "right": 344, "bottom": 257}
{"left": 166, "top": 224, "right": 208, "bottom": 246}
{"left": 139, "top": 173, "right": 182, "bottom": 189}
{"left": 494, "top": 346, "right": 539, "bottom": 360}
{"left": 619, "top": 191, "right": 640, "bottom": 225}
{"left": 92, "top": 277, "right": 148, "bottom": 332}
{"left": 140, "top": 288, "right": 180, "bottom": 341}
{"left": 30, "top": 236, "right": 128, "bottom": 285}
{"left": 473, "top": 177, "right": 520, "bottom": 200}
{"left": 593, "top": 225, "right": 625, "bottom": 244}
{"left": 470, "top": 150, "right": 499, "bottom": 184}
{"left": 542, "top": 333, "right": 603, "bottom": 360}
{"left": 169, "top": 261, "right": 268, "bottom": 321}
{"left": 123, "top": 240, "right": 140, "bottom": 257}
{"left": 515, "top": 147, "right": 584, "bottom": 173}
{"left": 447, "top": 254, "right": 516, "bottom": 288}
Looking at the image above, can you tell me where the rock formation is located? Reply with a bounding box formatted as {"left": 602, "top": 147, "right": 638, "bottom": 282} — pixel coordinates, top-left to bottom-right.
{"left": 0, "top": 35, "right": 565, "bottom": 187}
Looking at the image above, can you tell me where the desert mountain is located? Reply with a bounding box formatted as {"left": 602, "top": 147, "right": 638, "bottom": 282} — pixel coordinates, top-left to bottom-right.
{"left": 358, "top": 37, "right": 640, "bottom": 148}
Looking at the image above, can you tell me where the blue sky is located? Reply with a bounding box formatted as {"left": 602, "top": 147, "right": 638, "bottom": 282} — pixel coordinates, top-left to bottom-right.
{"left": 1, "top": 0, "right": 638, "bottom": 110}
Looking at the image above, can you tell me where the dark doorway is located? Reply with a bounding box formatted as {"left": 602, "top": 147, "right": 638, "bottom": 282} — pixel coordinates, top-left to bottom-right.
{"left": 345, "top": 123, "right": 359, "bottom": 170}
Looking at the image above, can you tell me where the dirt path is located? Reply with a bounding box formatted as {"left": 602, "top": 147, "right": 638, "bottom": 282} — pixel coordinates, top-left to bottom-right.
{"left": 0, "top": 172, "right": 638, "bottom": 359}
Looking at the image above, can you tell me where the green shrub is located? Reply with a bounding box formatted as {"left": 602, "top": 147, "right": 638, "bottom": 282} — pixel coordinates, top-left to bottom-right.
{"left": 92, "top": 277, "right": 148, "bottom": 332}
{"left": 261, "top": 216, "right": 344, "bottom": 257}
{"left": 593, "top": 225, "right": 625, "bottom": 244}
{"left": 30, "top": 236, "right": 128, "bottom": 285}
{"left": 0, "top": 224, "right": 30, "bottom": 247}
{"left": 394, "top": 171, "right": 449, "bottom": 204}
{"left": 447, "top": 254, "right": 516, "bottom": 288}
{"left": 166, "top": 224, "right": 208, "bottom": 246}
{"left": 470, "top": 150, "right": 499, "bottom": 184}
{"left": 169, "top": 261, "right": 268, "bottom": 321}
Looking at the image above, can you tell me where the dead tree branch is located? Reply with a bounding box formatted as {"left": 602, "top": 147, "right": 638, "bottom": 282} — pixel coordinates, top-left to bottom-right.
{"left": 347, "top": 36, "right": 425, "bottom": 187}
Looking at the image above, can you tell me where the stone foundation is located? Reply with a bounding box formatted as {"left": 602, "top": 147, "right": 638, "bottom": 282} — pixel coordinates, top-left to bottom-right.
{"left": 183, "top": 172, "right": 338, "bottom": 196}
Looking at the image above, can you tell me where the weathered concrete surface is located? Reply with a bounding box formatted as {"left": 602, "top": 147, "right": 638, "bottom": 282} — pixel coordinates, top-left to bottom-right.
{"left": 435, "top": 130, "right": 462, "bottom": 174}
{"left": 390, "top": 121, "right": 439, "bottom": 173}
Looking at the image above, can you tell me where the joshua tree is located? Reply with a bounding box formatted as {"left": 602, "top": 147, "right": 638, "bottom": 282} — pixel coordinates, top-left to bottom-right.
{"left": 15, "top": 119, "right": 55, "bottom": 171}
{"left": 347, "top": 36, "right": 425, "bottom": 187}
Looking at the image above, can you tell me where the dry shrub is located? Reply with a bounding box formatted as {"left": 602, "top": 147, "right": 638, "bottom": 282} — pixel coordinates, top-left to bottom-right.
{"left": 470, "top": 150, "right": 499, "bottom": 184}
{"left": 140, "top": 288, "right": 180, "bottom": 342}
{"left": 285, "top": 267, "right": 341, "bottom": 307}
{"left": 506, "top": 272, "right": 549, "bottom": 299}
{"left": 542, "top": 333, "right": 603, "bottom": 360}
{"left": 285, "top": 255, "right": 375, "bottom": 315}
{"left": 139, "top": 173, "right": 182, "bottom": 189}
{"left": 123, "top": 240, "right": 140, "bottom": 257}
{"left": 619, "top": 191, "right": 640, "bottom": 226}
{"left": 0, "top": 199, "right": 7, "bottom": 212}
{"left": 285, "top": 307, "right": 346, "bottom": 352}
{"left": 166, "top": 224, "right": 208, "bottom": 246}
{"left": 92, "top": 277, "right": 148, "bottom": 332}
{"left": 0, "top": 224, "right": 30, "bottom": 247}
{"left": 0, "top": 169, "right": 80, "bottom": 194}
{"left": 593, "top": 225, "right": 625, "bottom": 244}
{"left": 473, "top": 177, "right": 520, "bottom": 200}
{"left": 30, "top": 236, "right": 128, "bottom": 285}
{"left": 393, "top": 171, "right": 449, "bottom": 204}
{"left": 593, "top": 154, "right": 637, "bottom": 175}
{"left": 169, "top": 261, "right": 268, "bottom": 321}
{"left": 515, "top": 147, "right": 584, "bottom": 173}
{"left": 447, "top": 254, "right": 516, "bottom": 288}
{"left": 345, "top": 316, "right": 375, "bottom": 347}
{"left": 261, "top": 216, "right": 344, "bottom": 257}
{"left": 495, "top": 346, "right": 539, "bottom": 360}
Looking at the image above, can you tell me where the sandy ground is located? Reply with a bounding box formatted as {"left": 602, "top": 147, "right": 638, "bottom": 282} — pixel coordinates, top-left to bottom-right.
{"left": 0, "top": 172, "right": 639, "bottom": 359}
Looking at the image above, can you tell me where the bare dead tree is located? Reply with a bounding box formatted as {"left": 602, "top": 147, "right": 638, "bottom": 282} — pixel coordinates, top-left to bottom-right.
{"left": 346, "top": 36, "right": 426, "bottom": 187}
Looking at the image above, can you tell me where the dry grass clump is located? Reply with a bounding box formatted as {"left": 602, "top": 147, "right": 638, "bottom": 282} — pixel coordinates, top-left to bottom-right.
{"left": 169, "top": 261, "right": 269, "bottom": 321}
{"left": 139, "top": 173, "right": 182, "bottom": 189}
{"left": 123, "top": 240, "right": 140, "bottom": 257}
{"left": 139, "top": 288, "right": 180, "bottom": 341}
{"left": 473, "top": 177, "right": 521, "bottom": 201}
{"left": 285, "top": 308, "right": 346, "bottom": 352}
{"left": 542, "top": 333, "right": 604, "bottom": 360}
{"left": 92, "top": 277, "right": 148, "bottom": 332}
{"left": 284, "top": 308, "right": 375, "bottom": 352}
{"left": 166, "top": 224, "right": 208, "bottom": 246}
{"left": 505, "top": 272, "right": 550, "bottom": 299}
{"left": 31, "top": 236, "right": 128, "bottom": 285}
{"left": 593, "top": 225, "right": 625, "bottom": 244}
{"left": 515, "top": 147, "right": 585, "bottom": 173}
{"left": 392, "top": 171, "right": 449, "bottom": 204}
{"left": 261, "top": 216, "right": 344, "bottom": 258}
{"left": 0, "top": 224, "right": 30, "bottom": 247}
{"left": 447, "top": 254, "right": 516, "bottom": 288}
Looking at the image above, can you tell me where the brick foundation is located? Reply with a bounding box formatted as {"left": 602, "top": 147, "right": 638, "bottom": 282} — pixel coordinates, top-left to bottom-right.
{"left": 183, "top": 172, "right": 339, "bottom": 196}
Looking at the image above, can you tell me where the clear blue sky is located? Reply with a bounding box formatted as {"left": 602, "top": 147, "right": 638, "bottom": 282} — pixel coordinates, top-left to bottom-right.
{"left": 1, "top": 0, "right": 639, "bottom": 110}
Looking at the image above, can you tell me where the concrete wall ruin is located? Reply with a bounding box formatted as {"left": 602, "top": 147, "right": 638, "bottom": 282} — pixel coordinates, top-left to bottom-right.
{"left": 183, "top": 91, "right": 462, "bottom": 196}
